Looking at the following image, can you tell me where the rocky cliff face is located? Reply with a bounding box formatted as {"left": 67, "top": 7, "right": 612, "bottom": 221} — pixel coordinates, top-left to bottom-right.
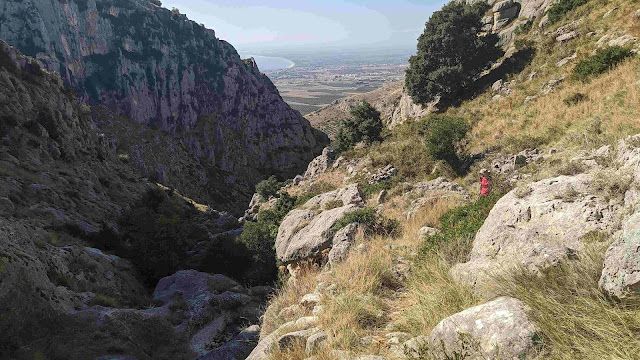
{"left": 0, "top": 0, "right": 328, "bottom": 190}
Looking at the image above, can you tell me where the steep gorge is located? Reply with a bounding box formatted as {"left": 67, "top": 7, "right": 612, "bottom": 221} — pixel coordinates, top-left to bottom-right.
{"left": 0, "top": 0, "right": 328, "bottom": 212}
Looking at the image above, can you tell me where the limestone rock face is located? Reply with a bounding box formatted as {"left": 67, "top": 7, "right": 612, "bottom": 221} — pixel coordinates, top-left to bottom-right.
{"left": 451, "top": 174, "right": 620, "bottom": 292}
{"left": 428, "top": 297, "right": 540, "bottom": 360}
{"left": 600, "top": 208, "right": 640, "bottom": 301}
{"left": 390, "top": 87, "right": 436, "bottom": 128}
{"left": 0, "top": 0, "right": 328, "bottom": 186}
{"left": 304, "top": 147, "right": 337, "bottom": 181}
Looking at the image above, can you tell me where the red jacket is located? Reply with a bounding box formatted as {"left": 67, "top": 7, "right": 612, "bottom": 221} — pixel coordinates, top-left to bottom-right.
{"left": 480, "top": 176, "right": 491, "bottom": 196}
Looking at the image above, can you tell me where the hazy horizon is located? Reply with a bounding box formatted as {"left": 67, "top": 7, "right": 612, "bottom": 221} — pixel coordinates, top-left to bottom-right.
{"left": 162, "top": 0, "right": 448, "bottom": 52}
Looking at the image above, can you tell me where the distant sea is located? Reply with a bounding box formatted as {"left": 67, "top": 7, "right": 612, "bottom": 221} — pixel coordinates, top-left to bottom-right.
{"left": 246, "top": 55, "right": 295, "bottom": 71}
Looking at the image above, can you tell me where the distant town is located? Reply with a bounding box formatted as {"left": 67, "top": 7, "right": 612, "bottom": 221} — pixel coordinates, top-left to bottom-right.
{"left": 255, "top": 48, "right": 412, "bottom": 115}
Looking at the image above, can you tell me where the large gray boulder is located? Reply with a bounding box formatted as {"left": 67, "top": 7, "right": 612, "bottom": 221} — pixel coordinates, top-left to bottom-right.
{"left": 428, "top": 297, "right": 540, "bottom": 360}
{"left": 275, "top": 185, "right": 363, "bottom": 264}
{"left": 451, "top": 174, "right": 619, "bottom": 293}
{"left": 304, "top": 147, "right": 337, "bottom": 180}
{"left": 600, "top": 207, "right": 640, "bottom": 301}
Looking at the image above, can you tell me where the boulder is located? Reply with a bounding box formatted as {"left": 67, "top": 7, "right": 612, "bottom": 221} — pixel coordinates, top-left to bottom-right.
{"left": 428, "top": 297, "right": 539, "bottom": 360}
{"left": 328, "top": 223, "right": 360, "bottom": 267}
{"left": 300, "top": 293, "right": 322, "bottom": 308}
{"left": 247, "top": 317, "right": 318, "bottom": 360}
{"left": 278, "top": 328, "right": 318, "bottom": 351}
{"left": 418, "top": 226, "right": 440, "bottom": 239}
{"left": 556, "top": 31, "right": 578, "bottom": 42}
{"left": 306, "top": 331, "right": 328, "bottom": 354}
{"left": 608, "top": 34, "right": 637, "bottom": 47}
{"left": 303, "top": 184, "right": 363, "bottom": 209}
{"left": 304, "top": 147, "right": 336, "bottom": 180}
{"left": 451, "top": 174, "right": 619, "bottom": 293}
{"left": 368, "top": 164, "right": 397, "bottom": 184}
{"left": 275, "top": 185, "right": 363, "bottom": 264}
{"left": 402, "top": 336, "right": 429, "bottom": 358}
{"left": 197, "top": 325, "right": 260, "bottom": 360}
{"left": 600, "top": 207, "right": 640, "bottom": 301}
{"left": 493, "top": 0, "right": 514, "bottom": 12}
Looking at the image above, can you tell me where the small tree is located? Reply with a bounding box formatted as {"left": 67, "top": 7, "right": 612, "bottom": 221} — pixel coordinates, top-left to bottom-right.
{"left": 425, "top": 115, "right": 469, "bottom": 169}
{"left": 405, "top": 2, "right": 503, "bottom": 107}
{"left": 255, "top": 175, "right": 283, "bottom": 199}
{"left": 335, "top": 101, "right": 383, "bottom": 151}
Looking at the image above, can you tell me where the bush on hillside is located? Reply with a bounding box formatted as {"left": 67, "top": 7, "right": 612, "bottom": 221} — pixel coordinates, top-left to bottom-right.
{"left": 256, "top": 175, "right": 284, "bottom": 199}
{"left": 235, "top": 192, "right": 299, "bottom": 283}
{"left": 405, "top": 1, "right": 503, "bottom": 106}
{"left": 547, "top": 0, "right": 587, "bottom": 25}
{"left": 563, "top": 92, "right": 588, "bottom": 106}
{"left": 423, "top": 115, "right": 469, "bottom": 170}
{"left": 572, "top": 46, "right": 634, "bottom": 81}
{"left": 335, "top": 101, "right": 383, "bottom": 151}
{"left": 332, "top": 208, "right": 400, "bottom": 237}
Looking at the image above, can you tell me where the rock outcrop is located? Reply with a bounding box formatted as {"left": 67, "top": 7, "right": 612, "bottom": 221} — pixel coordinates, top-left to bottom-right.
{"left": 0, "top": 0, "right": 328, "bottom": 197}
{"left": 600, "top": 207, "right": 640, "bottom": 301}
{"left": 451, "top": 174, "right": 620, "bottom": 293}
{"left": 275, "top": 184, "right": 364, "bottom": 264}
{"left": 428, "top": 297, "right": 540, "bottom": 360}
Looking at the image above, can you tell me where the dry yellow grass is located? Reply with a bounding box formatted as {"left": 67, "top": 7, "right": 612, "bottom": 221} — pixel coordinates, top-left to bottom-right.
{"left": 461, "top": 0, "right": 640, "bottom": 154}
{"left": 490, "top": 243, "right": 640, "bottom": 360}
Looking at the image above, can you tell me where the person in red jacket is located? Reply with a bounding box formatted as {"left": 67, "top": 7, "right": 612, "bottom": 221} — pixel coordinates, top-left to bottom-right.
{"left": 479, "top": 169, "right": 491, "bottom": 196}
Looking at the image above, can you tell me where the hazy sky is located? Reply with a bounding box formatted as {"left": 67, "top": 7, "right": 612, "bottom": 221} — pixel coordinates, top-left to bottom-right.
{"left": 162, "top": 0, "right": 448, "bottom": 51}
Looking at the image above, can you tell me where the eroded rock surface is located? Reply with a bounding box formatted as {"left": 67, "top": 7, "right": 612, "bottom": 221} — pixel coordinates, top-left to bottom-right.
{"left": 600, "top": 207, "right": 640, "bottom": 301}
{"left": 451, "top": 174, "right": 620, "bottom": 292}
{"left": 428, "top": 297, "right": 540, "bottom": 360}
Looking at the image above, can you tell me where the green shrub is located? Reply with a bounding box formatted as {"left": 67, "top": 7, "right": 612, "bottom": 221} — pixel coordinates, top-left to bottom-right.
{"left": 547, "top": 0, "right": 587, "bottom": 25}
{"left": 333, "top": 208, "right": 400, "bottom": 237}
{"left": 258, "top": 192, "right": 297, "bottom": 224}
{"left": 420, "top": 193, "right": 502, "bottom": 264}
{"left": 424, "top": 116, "right": 469, "bottom": 170}
{"left": 572, "top": 46, "right": 634, "bottom": 81}
{"left": 335, "top": 101, "right": 383, "bottom": 151}
{"left": 234, "top": 220, "right": 279, "bottom": 284}
{"left": 255, "top": 175, "right": 284, "bottom": 199}
{"left": 405, "top": 1, "right": 502, "bottom": 106}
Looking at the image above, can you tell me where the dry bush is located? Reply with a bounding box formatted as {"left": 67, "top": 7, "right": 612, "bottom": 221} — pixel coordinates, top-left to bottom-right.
{"left": 590, "top": 168, "right": 633, "bottom": 202}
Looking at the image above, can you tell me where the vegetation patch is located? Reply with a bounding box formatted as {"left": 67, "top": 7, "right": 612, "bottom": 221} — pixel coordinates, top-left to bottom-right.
{"left": 87, "top": 294, "right": 118, "bottom": 308}
{"left": 423, "top": 115, "right": 470, "bottom": 172}
{"left": 420, "top": 193, "right": 502, "bottom": 264}
{"left": 332, "top": 208, "right": 400, "bottom": 237}
{"left": 492, "top": 244, "right": 640, "bottom": 359}
{"left": 572, "top": 46, "right": 634, "bottom": 81}
{"left": 335, "top": 101, "right": 384, "bottom": 151}
{"left": 256, "top": 175, "right": 286, "bottom": 199}
{"left": 547, "top": 0, "right": 587, "bottom": 25}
